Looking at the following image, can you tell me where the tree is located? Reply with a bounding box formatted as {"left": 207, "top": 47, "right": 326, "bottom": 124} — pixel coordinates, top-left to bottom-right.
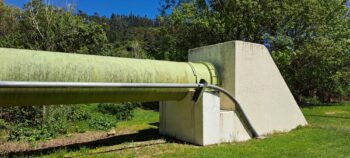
{"left": 1, "top": 0, "right": 107, "bottom": 55}
{"left": 160, "top": 0, "right": 350, "bottom": 102}
{"left": 0, "top": 0, "right": 20, "bottom": 47}
{"left": 0, "top": 1, "right": 18, "bottom": 35}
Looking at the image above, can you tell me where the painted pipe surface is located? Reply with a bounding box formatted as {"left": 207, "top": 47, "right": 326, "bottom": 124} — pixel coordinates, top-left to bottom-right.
{"left": 0, "top": 48, "right": 217, "bottom": 106}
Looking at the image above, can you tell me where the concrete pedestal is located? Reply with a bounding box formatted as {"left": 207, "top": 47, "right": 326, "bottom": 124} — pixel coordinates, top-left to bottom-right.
{"left": 159, "top": 91, "right": 251, "bottom": 145}
{"left": 189, "top": 41, "right": 307, "bottom": 136}
{"left": 220, "top": 110, "right": 251, "bottom": 142}
{"left": 159, "top": 41, "right": 307, "bottom": 146}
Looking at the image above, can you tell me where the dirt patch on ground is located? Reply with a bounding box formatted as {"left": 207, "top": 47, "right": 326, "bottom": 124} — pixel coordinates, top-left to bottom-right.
{"left": 0, "top": 128, "right": 138, "bottom": 154}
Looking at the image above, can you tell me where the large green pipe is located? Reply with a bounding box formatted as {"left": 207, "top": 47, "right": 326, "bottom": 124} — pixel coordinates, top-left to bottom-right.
{"left": 0, "top": 48, "right": 217, "bottom": 107}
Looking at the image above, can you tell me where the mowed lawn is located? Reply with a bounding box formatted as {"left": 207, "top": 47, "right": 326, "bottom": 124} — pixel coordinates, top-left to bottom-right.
{"left": 41, "top": 103, "right": 350, "bottom": 158}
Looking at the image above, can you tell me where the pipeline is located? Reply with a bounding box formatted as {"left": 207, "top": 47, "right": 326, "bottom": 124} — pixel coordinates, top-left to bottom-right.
{"left": 0, "top": 48, "right": 217, "bottom": 106}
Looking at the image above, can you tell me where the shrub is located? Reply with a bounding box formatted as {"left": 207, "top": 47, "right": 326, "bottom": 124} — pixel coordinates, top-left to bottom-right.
{"left": 43, "top": 114, "right": 68, "bottom": 136}
{"left": 7, "top": 105, "right": 73, "bottom": 141}
{"left": 0, "top": 106, "right": 43, "bottom": 126}
{"left": 68, "top": 105, "right": 91, "bottom": 122}
{"left": 97, "top": 103, "right": 137, "bottom": 121}
{"left": 89, "top": 116, "right": 116, "bottom": 131}
{"left": 4, "top": 103, "right": 131, "bottom": 141}
{"left": 0, "top": 119, "right": 9, "bottom": 130}
{"left": 8, "top": 122, "right": 52, "bottom": 141}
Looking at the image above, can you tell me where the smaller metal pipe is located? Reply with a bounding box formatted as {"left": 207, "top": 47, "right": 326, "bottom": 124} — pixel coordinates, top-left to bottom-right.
{"left": 207, "top": 84, "right": 259, "bottom": 138}
{"left": 0, "top": 81, "right": 259, "bottom": 138}
{"left": 0, "top": 81, "right": 199, "bottom": 88}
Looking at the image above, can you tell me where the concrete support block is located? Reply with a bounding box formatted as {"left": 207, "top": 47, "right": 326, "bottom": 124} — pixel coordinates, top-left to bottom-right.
{"left": 220, "top": 110, "right": 251, "bottom": 142}
{"left": 159, "top": 91, "right": 252, "bottom": 145}
{"left": 160, "top": 41, "right": 307, "bottom": 145}
{"left": 159, "top": 91, "right": 220, "bottom": 145}
{"left": 189, "top": 41, "right": 307, "bottom": 136}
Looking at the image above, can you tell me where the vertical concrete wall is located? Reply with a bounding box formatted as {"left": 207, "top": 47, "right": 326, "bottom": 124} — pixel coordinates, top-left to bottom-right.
{"left": 220, "top": 110, "right": 251, "bottom": 142}
{"left": 189, "top": 41, "right": 307, "bottom": 136}
{"left": 234, "top": 41, "right": 307, "bottom": 135}
{"left": 189, "top": 42, "right": 236, "bottom": 110}
{"left": 159, "top": 91, "right": 253, "bottom": 145}
{"left": 159, "top": 91, "right": 221, "bottom": 145}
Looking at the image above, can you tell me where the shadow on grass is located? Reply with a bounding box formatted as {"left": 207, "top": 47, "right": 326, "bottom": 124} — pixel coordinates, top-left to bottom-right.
{"left": 5, "top": 122, "right": 185, "bottom": 158}
{"left": 300, "top": 102, "right": 349, "bottom": 109}
{"left": 304, "top": 114, "right": 350, "bottom": 120}
{"left": 78, "top": 140, "right": 167, "bottom": 157}
{"left": 140, "top": 102, "right": 159, "bottom": 112}
{"left": 149, "top": 122, "right": 159, "bottom": 127}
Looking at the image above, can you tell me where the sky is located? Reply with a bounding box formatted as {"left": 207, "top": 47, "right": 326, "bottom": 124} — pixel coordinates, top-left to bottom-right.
{"left": 4, "top": 0, "right": 350, "bottom": 19}
{"left": 4, "top": 0, "right": 161, "bottom": 19}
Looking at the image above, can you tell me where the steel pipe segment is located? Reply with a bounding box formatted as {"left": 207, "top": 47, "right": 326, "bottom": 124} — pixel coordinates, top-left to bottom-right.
{"left": 0, "top": 48, "right": 218, "bottom": 106}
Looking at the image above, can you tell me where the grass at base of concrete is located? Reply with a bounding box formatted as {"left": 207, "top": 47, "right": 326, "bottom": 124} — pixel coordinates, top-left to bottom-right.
{"left": 34, "top": 103, "right": 350, "bottom": 157}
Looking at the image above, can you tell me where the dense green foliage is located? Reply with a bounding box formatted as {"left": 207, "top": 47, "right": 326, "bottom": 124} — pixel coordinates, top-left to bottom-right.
{"left": 98, "top": 103, "right": 138, "bottom": 121}
{"left": 159, "top": 0, "right": 350, "bottom": 102}
{"left": 0, "top": 104, "right": 137, "bottom": 141}
{"left": 0, "top": 0, "right": 107, "bottom": 54}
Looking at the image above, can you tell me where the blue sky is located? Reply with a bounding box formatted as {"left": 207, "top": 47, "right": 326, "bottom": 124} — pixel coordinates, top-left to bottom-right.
{"left": 4, "top": 0, "right": 161, "bottom": 19}
{"left": 4, "top": 0, "right": 350, "bottom": 19}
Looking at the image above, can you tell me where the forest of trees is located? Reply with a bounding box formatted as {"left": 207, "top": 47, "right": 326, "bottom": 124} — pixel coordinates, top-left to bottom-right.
{"left": 0, "top": 0, "right": 349, "bottom": 141}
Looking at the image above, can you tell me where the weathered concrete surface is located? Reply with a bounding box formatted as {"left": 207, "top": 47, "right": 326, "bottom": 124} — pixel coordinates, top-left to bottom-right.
{"left": 159, "top": 91, "right": 221, "bottom": 145}
{"left": 159, "top": 91, "right": 252, "bottom": 145}
{"left": 189, "top": 42, "right": 236, "bottom": 110}
{"left": 0, "top": 48, "right": 216, "bottom": 106}
{"left": 220, "top": 110, "right": 251, "bottom": 142}
{"left": 189, "top": 41, "right": 307, "bottom": 136}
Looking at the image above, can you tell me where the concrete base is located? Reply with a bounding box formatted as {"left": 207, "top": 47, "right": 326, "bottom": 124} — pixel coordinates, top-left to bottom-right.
{"left": 220, "top": 110, "right": 251, "bottom": 142}
{"left": 159, "top": 41, "right": 308, "bottom": 146}
{"left": 159, "top": 91, "right": 250, "bottom": 145}
{"left": 189, "top": 41, "right": 307, "bottom": 136}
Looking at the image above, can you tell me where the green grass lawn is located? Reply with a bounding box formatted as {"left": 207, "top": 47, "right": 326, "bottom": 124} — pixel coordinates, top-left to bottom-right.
{"left": 39, "top": 103, "right": 350, "bottom": 158}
